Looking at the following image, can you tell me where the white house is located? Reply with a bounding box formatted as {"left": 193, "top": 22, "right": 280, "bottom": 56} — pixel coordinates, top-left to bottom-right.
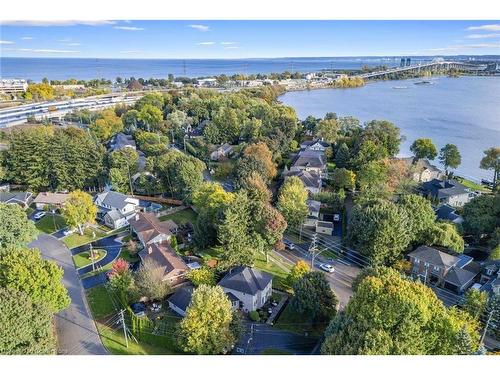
{"left": 94, "top": 191, "right": 140, "bottom": 229}
{"left": 210, "top": 143, "right": 233, "bottom": 161}
{"left": 300, "top": 139, "right": 329, "bottom": 153}
{"left": 218, "top": 266, "right": 273, "bottom": 312}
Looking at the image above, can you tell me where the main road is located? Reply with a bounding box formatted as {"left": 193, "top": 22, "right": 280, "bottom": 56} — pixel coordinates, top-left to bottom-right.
{"left": 29, "top": 234, "right": 107, "bottom": 355}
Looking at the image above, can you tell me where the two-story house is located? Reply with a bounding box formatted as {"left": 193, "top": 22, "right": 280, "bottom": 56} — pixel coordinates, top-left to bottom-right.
{"left": 300, "top": 139, "right": 329, "bottom": 153}
{"left": 218, "top": 266, "right": 273, "bottom": 312}
{"left": 210, "top": 143, "right": 233, "bottom": 161}
{"left": 420, "top": 179, "right": 472, "bottom": 207}
{"left": 282, "top": 168, "right": 322, "bottom": 196}
{"left": 401, "top": 157, "right": 444, "bottom": 183}
{"left": 408, "top": 246, "right": 479, "bottom": 293}
{"left": 289, "top": 150, "right": 327, "bottom": 177}
{"left": 94, "top": 191, "right": 140, "bottom": 229}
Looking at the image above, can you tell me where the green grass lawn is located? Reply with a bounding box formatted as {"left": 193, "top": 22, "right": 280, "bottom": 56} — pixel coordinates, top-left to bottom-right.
{"left": 86, "top": 285, "right": 118, "bottom": 320}
{"left": 274, "top": 303, "right": 326, "bottom": 337}
{"left": 119, "top": 247, "right": 140, "bottom": 263}
{"left": 73, "top": 250, "right": 107, "bottom": 269}
{"left": 62, "top": 228, "right": 108, "bottom": 249}
{"left": 35, "top": 214, "right": 67, "bottom": 234}
{"left": 456, "top": 177, "right": 491, "bottom": 193}
{"left": 159, "top": 208, "right": 198, "bottom": 225}
{"left": 254, "top": 252, "right": 291, "bottom": 292}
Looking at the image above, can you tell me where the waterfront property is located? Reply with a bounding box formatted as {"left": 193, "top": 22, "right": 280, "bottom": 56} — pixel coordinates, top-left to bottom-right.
{"left": 400, "top": 157, "right": 444, "bottom": 183}
{"left": 419, "top": 179, "right": 472, "bottom": 207}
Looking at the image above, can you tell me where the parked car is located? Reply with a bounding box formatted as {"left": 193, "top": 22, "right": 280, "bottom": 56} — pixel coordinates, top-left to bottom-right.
{"left": 284, "top": 240, "right": 295, "bottom": 250}
{"left": 63, "top": 228, "right": 75, "bottom": 236}
{"left": 130, "top": 302, "right": 146, "bottom": 317}
{"left": 319, "top": 263, "right": 335, "bottom": 273}
{"left": 333, "top": 214, "right": 340, "bottom": 222}
{"left": 33, "top": 211, "right": 46, "bottom": 220}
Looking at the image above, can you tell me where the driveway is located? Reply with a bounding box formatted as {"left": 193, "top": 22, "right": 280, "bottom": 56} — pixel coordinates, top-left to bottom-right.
{"left": 72, "top": 234, "right": 124, "bottom": 277}
{"left": 29, "top": 234, "right": 107, "bottom": 355}
{"left": 235, "top": 322, "right": 318, "bottom": 355}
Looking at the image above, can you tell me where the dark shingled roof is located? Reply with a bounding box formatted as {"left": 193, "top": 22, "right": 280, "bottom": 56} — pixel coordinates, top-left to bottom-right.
{"left": 218, "top": 266, "right": 272, "bottom": 295}
{"left": 130, "top": 212, "right": 178, "bottom": 244}
{"left": 444, "top": 267, "right": 478, "bottom": 287}
{"left": 300, "top": 139, "right": 329, "bottom": 149}
{"left": 96, "top": 191, "right": 133, "bottom": 210}
{"left": 284, "top": 170, "right": 321, "bottom": 189}
{"left": 0, "top": 191, "right": 31, "bottom": 204}
{"left": 291, "top": 151, "right": 327, "bottom": 169}
{"left": 421, "top": 179, "right": 469, "bottom": 200}
{"left": 168, "top": 286, "right": 194, "bottom": 313}
{"left": 408, "top": 246, "right": 459, "bottom": 268}
{"left": 435, "top": 204, "right": 461, "bottom": 221}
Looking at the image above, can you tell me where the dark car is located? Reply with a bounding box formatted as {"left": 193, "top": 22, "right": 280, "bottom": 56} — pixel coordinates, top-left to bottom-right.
{"left": 130, "top": 302, "right": 146, "bottom": 317}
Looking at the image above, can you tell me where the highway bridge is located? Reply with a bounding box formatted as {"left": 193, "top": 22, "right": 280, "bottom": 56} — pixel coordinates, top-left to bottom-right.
{"left": 355, "top": 59, "right": 488, "bottom": 80}
{"left": 0, "top": 94, "right": 140, "bottom": 128}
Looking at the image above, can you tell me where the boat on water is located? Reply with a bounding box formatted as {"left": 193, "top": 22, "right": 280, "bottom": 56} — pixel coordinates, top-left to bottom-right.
{"left": 392, "top": 86, "right": 409, "bottom": 89}
{"left": 414, "top": 80, "right": 434, "bottom": 85}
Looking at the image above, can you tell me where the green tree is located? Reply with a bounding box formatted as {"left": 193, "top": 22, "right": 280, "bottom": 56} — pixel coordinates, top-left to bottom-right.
{"left": 134, "top": 258, "right": 171, "bottom": 301}
{"left": 398, "top": 194, "right": 436, "bottom": 244}
{"left": 277, "top": 176, "right": 309, "bottom": 229}
{"left": 121, "top": 109, "right": 140, "bottom": 132}
{"left": 134, "top": 92, "right": 165, "bottom": 111}
{"left": 135, "top": 130, "right": 169, "bottom": 156}
{"left": 291, "top": 271, "right": 338, "bottom": 322}
{"left": 454, "top": 326, "right": 475, "bottom": 355}
{"left": 480, "top": 147, "right": 500, "bottom": 189}
{"left": 462, "top": 289, "right": 488, "bottom": 320}
{"left": 179, "top": 285, "right": 235, "bottom": 354}
{"left": 334, "top": 143, "right": 350, "bottom": 168}
{"left": 362, "top": 120, "right": 402, "bottom": 158}
{"left": 410, "top": 138, "right": 437, "bottom": 160}
{"left": 0, "top": 288, "right": 56, "bottom": 354}
{"left": 0, "top": 203, "right": 37, "bottom": 249}
{"left": 235, "top": 142, "right": 277, "bottom": 185}
{"left": 490, "top": 245, "right": 500, "bottom": 261}
{"left": 108, "top": 259, "right": 135, "bottom": 306}
{"left": 321, "top": 267, "right": 480, "bottom": 355}
{"left": 356, "top": 160, "right": 388, "bottom": 192}
{"left": 138, "top": 104, "right": 164, "bottom": 132}
{"left": 422, "top": 222, "right": 464, "bottom": 252}
{"left": 331, "top": 168, "right": 356, "bottom": 191}
{"left": 462, "top": 195, "right": 499, "bottom": 241}
{"left": 347, "top": 200, "right": 411, "bottom": 266}
{"left": 61, "top": 190, "right": 97, "bottom": 235}
{"left": 187, "top": 267, "right": 217, "bottom": 286}
{"left": 439, "top": 144, "right": 462, "bottom": 176}
{"left": 0, "top": 248, "right": 70, "bottom": 313}
{"left": 286, "top": 260, "right": 311, "bottom": 287}
{"left": 315, "top": 118, "right": 339, "bottom": 143}
{"left": 109, "top": 167, "right": 130, "bottom": 193}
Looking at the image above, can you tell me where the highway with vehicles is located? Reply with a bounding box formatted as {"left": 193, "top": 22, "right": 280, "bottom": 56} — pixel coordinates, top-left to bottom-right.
{"left": 0, "top": 94, "right": 140, "bottom": 128}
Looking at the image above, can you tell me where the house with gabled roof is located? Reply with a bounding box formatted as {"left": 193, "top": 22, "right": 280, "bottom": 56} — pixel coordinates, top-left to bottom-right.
{"left": 129, "top": 211, "right": 177, "bottom": 247}
{"left": 290, "top": 150, "right": 327, "bottom": 177}
{"left": 420, "top": 179, "right": 472, "bottom": 207}
{"left": 300, "top": 139, "right": 329, "bottom": 152}
{"left": 0, "top": 191, "right": 33, "bottom": 209}
{"left": 218, "top": 266, "right": 273, "bottom": 312}
{"left": 168, "top": 285, "right": 240, "bottom": 316}
{"left": 283, "top": 168, "right": 322, "bottom": 195}
{"left": 94, "top": 191, "right": 140, "bottom": 229}
{"left": 33, "top": 192, "right": 69, "bottom": 210}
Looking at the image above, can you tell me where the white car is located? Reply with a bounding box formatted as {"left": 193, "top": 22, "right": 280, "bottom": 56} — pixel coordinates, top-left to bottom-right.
{"left": 33, "top": 212, "right": 46, "bottom": 220}
{"left": 319, "top": 263, "right": 335, "bottom": 273}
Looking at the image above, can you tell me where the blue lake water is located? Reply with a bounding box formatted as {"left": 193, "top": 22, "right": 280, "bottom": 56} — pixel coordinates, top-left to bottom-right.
{"left": 0, "top": 56, "right": 433, "bottom": 81}
{"left": 280, "top": 76, "right": 500, "bottom": 182}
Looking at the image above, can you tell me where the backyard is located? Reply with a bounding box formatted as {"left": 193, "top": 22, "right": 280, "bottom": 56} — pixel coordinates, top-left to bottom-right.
{"left": 159, "top": 207, "right": 198, "bottom": 225}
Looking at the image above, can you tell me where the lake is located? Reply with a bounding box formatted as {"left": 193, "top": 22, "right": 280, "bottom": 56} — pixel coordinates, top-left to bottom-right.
{"left": 279, "top": 76, "right": 500, "bottom": 182}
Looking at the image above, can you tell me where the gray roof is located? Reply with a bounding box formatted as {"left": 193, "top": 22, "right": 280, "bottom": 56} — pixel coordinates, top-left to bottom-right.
{"left": 105, "top": 209, "right": 124, "bottom": 221}
{"left": 317, "top": 221, "right": 334, "bottom": 229}
{"left": 168, "top": 286, "right": 194, "bottom": 313}
{"left": 218, "top": 266, "right": 272, "bottom": 295}
{"left": 301, "top": 139, "right": 329, "bottom": 149}
{"left": 291, "top": 151, "right": 326, "bottom": 169}
{"left": 112, "top": 133, "right": 136, "bottom": 150}
{"left": 435, "top": 204, "right": 462, "bottom": 222}
{"left": 421, "top": 179, "right": 469, "bottom": 200}
{"left": 408, "top": 246, "right": 459, "bottom": 268}
{"left": 95, "top": 191, "right": 131, "bottom": 210}
{"left": 284, "top": 170, "right": 321, "bottom": 188}
{"left": 444, "top": 267, "right": 478, "bottom": 287}
{"left": 0, "top": 191, "right": 31, "bottom": 204}
{"left": 307, "top": 199, "right": 321, "bottom": 215}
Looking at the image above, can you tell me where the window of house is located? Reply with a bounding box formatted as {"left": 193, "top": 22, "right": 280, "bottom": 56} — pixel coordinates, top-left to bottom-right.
{"left": 424, "top": 262, "right": 429, "bottom": 267}
{"left": 433, "top": 266, "right": 440, "bottom": 272}
{"left": 414, "top": 259, "right": 420, "bottom": 264}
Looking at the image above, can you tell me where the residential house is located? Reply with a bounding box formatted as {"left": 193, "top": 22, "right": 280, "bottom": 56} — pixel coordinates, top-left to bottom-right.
{"left": 129, "top": 211, "right": 178, "bottom": 248}
{"left": 110, "top": 132, "right": 136, "bottom": 151}
{"left": 479, "top": 262, "right": 500, "bottom": 297}
{"left": 315, "top": 221, "right": 334, "bottom": 236}
{"left": 139, "top": 241, "right": 188, "bottom": 285}
{"left": 33, "top": 192, "right": 69, "bottom": 211}
{"left": 0, "top": 191, "right": 33, "bottom": 209}
{"left": 94, "top": 191, "right": 140, "bottom": 229}
{"left": 210, "top": 143, "right": 234, "bottom": 161}
{"left": 300, "top": 139, "right": 329, "bottom": 153}
{"left": 420, "top": 179, "right": 472, "bottom": 207}
{"left": 218, "top": 266, "right": 273, "bottom": 312}
{"left": 401, "top": 157, "right": 444, "bottom": 182}
{"left": 289, "top": 150, "right": 327, "bottom": 177}
{"left": 408, "top": 246, "right": 480, "bottom": 293}
{"left": 168, "top": 285, "right": 240, "bottom": 317}
{"left": 304, "top": 199, "right": 321, "bottom": 228}
{"left": 435, "top": 204, "right": 464, "bottom": 225}
{"left": 282, "top": 168, "right": 322, "bottom": 195}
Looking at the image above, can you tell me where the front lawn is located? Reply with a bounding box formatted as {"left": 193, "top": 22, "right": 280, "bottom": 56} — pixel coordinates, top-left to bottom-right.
{"left": 35, "top": 214, "right": 67, "bottom": 234}
{"left": 159, "top": 208, "right": 198, "bottom": 225}
{"left": 86, "top": 285, "right": 118, "bottom": 320}
{"left": 62, "top": 228, "right": 107, "bottom": 249}
{"left": 274, "top": 303, "right": 325, "bottom": 337}
{"left": 254, "top": 252, "right": 291, "bottom": 292}
{"left": 73, "top": 250, "right": 107, "bottom": 269}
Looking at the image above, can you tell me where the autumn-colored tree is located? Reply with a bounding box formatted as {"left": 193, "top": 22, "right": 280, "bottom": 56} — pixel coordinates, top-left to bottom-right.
{"left": 287, "top": 260, "right": 311, "bottom": 287}
{"left": 277, "top": 176, "right": 309, "bottom": 229}
{"left": 236, "top": 142, "right": 277, "bottom": 185}
{"left": 61, "top": 190, "right": 97, "bottom": 235}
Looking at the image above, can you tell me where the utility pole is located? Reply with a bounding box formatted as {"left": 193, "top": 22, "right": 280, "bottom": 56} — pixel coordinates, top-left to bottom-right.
{"left": 480, "top": 309, "right": 494, "bottom": 346}
{"left": 309, "top": 233, "right": 318, "bottom": 268}
{"left": 120, "top": 309, "right": 129, "bottom": 348}
{"left": 90, "top": 243, "right": 95, "bottom": 272}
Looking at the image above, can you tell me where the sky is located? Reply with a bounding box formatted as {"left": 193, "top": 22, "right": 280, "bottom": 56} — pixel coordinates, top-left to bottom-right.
{"left": 1, "top": 20, "right": 500, "bottom": 59}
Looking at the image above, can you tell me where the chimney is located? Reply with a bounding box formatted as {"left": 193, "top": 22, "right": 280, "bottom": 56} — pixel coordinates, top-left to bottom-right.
{"left": 148, "top": 246, "right": 152, "bottom": 254}
{"left": 135, "top": 213, "right": 139, "bottom": 221}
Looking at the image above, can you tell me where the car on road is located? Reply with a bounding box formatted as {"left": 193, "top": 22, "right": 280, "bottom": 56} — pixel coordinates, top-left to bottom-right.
{"left": 284, "top": 240, "right": 295, "bottom": 250}
{"left": 63, "top": 228, "right": 76, "bottom": 236}
{"left": 130, "top": 302, "right": 147, "bottom": 317}
{"left": 33, "top": 211, "right": 46, "bottom": 220}
{"left": 319, "top": 263, "right": 335, "bottom": 273}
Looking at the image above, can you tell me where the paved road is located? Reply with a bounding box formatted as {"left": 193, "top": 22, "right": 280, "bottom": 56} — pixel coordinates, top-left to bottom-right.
{"left": 29, "top": 234, "right": 107, "bottom": 355}
{"left": 72, "top": 234, "right": 124, "bottom": 276}
{"left": 235, "top": 322, "right": 318, "bottom": 355}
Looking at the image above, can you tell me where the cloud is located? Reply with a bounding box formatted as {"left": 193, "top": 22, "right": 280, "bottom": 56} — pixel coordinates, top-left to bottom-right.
{"left": 466, "top": 33, "right": 500, "bottom": 39}
{"left": 1, "top": 20, "right": 115, "bottom": 27}
{"left": 220, "top": 42, "right": 237, "bottom": 45}
{"left": 9, "top": 48, "right": 80, "bottom": 53}
{"left": 188, "top": 24, "right": 210, "bottom": 32}
{"left": 466, "top": 24, "right": 500, "bottom": 31}
{"left": 197, "top": 41, "right": 215, "bottom": 45}
{"left": 120, "top": 50, "right": 140, "bottom": 54}
{"left": 113, "top": 26, "right": 144, "bottom": 31}
{"left": 423, "top": 43, "right": 500, "bottom": 53}
{"left": 0, "top": 40, "right": 15, "bottom": 44}
{"left": 21, "top": 36, "right": 34, "bottom": 40}
{"left": 66, "top": 43, "right": 81, "bottom": 46}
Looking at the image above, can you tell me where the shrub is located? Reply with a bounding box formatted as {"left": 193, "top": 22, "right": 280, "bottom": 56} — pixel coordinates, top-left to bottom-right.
{"left": 249, "top": 310, "right": 260, "bottom": 322}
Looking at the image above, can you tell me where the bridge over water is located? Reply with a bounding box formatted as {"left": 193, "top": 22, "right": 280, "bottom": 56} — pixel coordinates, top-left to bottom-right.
{"left": 355, "top": 60, "right": 487, "bottom": 80}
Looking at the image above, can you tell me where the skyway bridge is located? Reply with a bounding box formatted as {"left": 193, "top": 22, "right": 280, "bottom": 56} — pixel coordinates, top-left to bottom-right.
{"left": 355, "top": 60, "right": 487, "bottom": 80}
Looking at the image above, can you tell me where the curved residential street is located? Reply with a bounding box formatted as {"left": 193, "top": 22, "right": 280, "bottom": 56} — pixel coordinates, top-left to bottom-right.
{"left": 29, "top": 234, "right": 107, "bottom": 355}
